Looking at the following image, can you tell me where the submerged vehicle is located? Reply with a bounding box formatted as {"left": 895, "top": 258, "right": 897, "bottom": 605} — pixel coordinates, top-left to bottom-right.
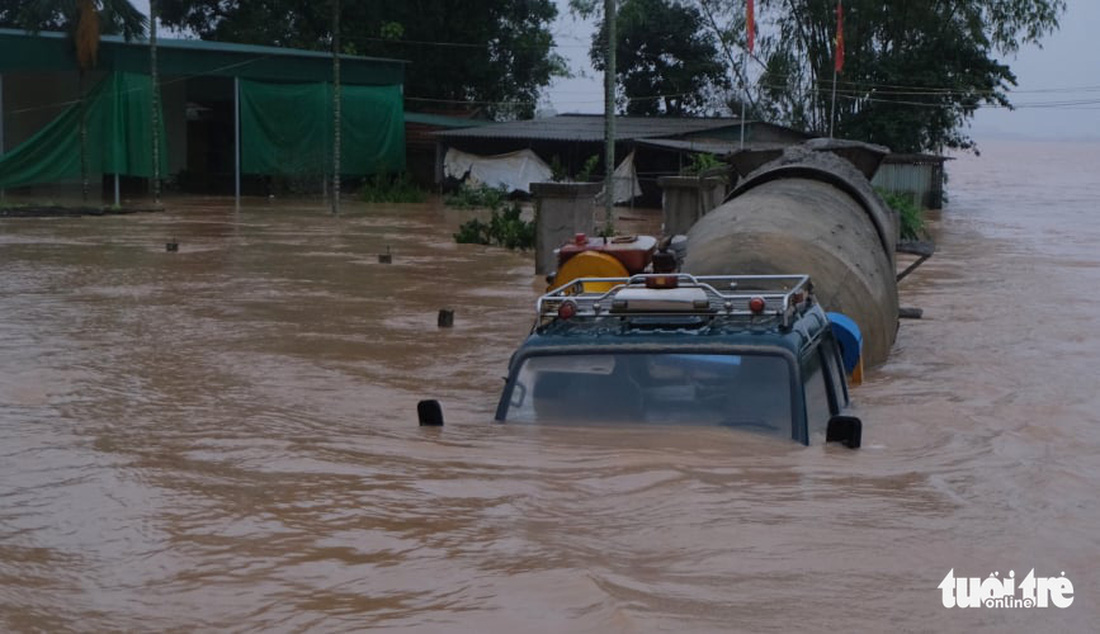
{"left": 416, "top": 236, "right": 863, "bottom": 447}
{"left": 491, "top": 272, "right": 862, "bottom": 447}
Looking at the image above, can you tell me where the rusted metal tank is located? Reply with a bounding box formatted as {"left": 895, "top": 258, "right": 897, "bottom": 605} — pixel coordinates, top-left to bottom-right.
{"left": 683, "top": 141, "right": 900, "bottom": 366}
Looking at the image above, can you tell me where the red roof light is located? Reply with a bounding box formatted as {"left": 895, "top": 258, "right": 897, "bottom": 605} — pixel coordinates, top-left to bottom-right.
{"left": 558, "top": 300, "right": 578, "bottom": 319}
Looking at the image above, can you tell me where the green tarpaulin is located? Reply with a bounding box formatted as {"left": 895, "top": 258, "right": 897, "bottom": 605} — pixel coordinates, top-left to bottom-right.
{"left": 239, "top": 80, "right": 405, "bottom": 177}
{"left": 0, "top": 71, "right": 167, "bottom": 188}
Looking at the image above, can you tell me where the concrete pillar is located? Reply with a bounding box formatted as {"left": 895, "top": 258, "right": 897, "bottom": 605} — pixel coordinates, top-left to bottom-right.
{"left": 530, "top": 182, "right": 602, "bottom": 275}
{"left": 657, "top": 176, "right": 727, "bottom": 236}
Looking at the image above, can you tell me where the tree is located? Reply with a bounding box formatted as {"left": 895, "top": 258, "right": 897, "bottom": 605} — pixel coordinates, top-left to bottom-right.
{"left": 582, "top": 0, "right": 728, "bottom": 116}
{"left": 1, "top": 0, "right": 146, "bottom": 38}
{"left": 703, "top": 0, "right": 1066, "bottom": 152}
{"left": 4, "top": 0, "right": 147, "bottom": 200}
{"left": 156, "top": 0, "right": 568, "bottom": 120}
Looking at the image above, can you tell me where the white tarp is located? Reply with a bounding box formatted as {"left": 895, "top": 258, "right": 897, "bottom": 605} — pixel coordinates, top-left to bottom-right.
{"left": 606, "top": 150, "right": 643, "bottom": 204}
{"left": 444, "top": 147, "right": 642, "bottom": 202}
{"left": 444, "top": 148, "right": 554, "bottom": 194}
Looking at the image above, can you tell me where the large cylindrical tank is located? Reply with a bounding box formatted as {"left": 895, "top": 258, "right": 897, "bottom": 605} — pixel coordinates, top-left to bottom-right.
{"left": 683, "top": 143, "right": 899, "bottom": 366}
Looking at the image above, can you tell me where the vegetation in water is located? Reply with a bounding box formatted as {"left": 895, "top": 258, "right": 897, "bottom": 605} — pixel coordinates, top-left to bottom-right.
{"left": 877, "top": 188, "right": 925, "bottom": 241}
{"left": 576, "top": 154, "right": 601, "bottom": 182}
{"left": 358, "top": 172, "right": 426, "bottom": 203}
{"left": 444, "top": 183, "right": 508, "bottom": 210}
{"left": 680, "top": 152, "right": 724, "bottom": 176}
{"left": 453, "top": 202, "right": 535, "bottom": 250}
{"left": 549, "top": 154, "right": 601, "bottom": 183}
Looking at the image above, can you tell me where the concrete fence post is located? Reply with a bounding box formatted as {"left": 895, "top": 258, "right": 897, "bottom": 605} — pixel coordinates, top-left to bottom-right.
{"left": 658, "top": 176, "right": 727, "bottom": 236}
{"left": 530, "top": 182, "right": 603, "bottom": 275}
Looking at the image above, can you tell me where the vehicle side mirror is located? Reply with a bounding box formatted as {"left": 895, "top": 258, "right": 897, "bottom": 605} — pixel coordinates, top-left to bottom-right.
{"left": 826, "top": 415, "right": 861, "bottom": 449}
{"left": 418, "top": 400, "right": 444, "bottom": 426}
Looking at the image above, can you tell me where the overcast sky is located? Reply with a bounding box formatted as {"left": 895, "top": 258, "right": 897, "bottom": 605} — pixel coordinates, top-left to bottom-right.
{"left": 133, "top": 0, "right": 1098, "bottom": 142}
{"left": 545, "top": 0, "right": 1100, "bottom": 142}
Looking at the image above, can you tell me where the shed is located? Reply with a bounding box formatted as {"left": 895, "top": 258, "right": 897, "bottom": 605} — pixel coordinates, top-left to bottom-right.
{"left": 870, "top": 153, "right": 950, "bottom": 210}
{"left": 0, "top": 28, "right": 406, "bottom": 201}
{"left": 433, "top": 114, "right": 809, "bottom": 205}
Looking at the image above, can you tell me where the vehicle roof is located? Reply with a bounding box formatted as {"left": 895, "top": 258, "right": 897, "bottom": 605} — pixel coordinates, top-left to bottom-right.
{"left": 516, "top": 304, "right": 832, "bottom": 359}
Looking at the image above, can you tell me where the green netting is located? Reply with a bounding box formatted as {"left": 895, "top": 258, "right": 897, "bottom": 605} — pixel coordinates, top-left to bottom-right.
{"left": 0, "top": 72, "right": 168, "bottom": 188}
{"left": 239, "top": 80, "right": 405, "bottom": 177}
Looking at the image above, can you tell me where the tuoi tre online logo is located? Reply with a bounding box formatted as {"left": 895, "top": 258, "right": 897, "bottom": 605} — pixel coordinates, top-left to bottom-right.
{"left": 939, "top": 569, "right": 1074, "bottom": 609}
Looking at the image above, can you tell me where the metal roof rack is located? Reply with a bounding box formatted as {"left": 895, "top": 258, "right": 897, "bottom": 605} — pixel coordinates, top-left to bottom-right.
{"left": 536, "top": 273, "right": 813, "bottom": 329}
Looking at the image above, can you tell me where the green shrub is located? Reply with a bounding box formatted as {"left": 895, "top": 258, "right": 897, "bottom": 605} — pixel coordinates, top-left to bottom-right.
{"left": 454, "top": 201, "right": 535, "bottom": 250}
{"left": 876, "top": 188, "right": 925, "bottom": 241}
{"left": 576, "top": 154, "right": 601, "bottom": 182}
{"left": 444, "top": 183, "right": 508, "bottom": 209}
{"left": 681, "top": 152, "right": 724, "bottom": 176}
{"left": 549, "top": 155, "right": 568, "bottom": 182}
{"left": 359, "top": 172, "right": 427, "bottom": 203}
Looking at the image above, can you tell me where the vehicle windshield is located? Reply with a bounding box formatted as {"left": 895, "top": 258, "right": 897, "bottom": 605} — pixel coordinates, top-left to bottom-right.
{"left": 501, "top": 352, "right": 794, "bottom": 438}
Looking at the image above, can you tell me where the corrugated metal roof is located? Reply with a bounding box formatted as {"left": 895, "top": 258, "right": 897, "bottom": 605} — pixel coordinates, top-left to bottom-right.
{"left": 0, "top": 28, "right": 405, "bottom": 84}
{"left": 636, "top": 138, "right": 744, "bottom": 154}
{"left": 405, "top": 113, "right": 493, "bottom": 128}
{"left": 434, "top": 114, "right": 748, "bottom": 142}
{"left": 881, "top": 152, "right": 951, "bottom": 164}
{"left": 0, "top": 28, "right": 405, "bottom": 64}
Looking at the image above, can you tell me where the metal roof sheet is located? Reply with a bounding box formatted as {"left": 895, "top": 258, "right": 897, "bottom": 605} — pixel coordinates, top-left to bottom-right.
{"left": 405, "top": 112, "right": 493, "bottom": 128}
{"left": 0, "top": 28, "right": 405, "bottom": 84}
{"left": 635, "top": 138, "right": 746, "bottom": 154}
{"left": 434, "top": 114, "right": 748, "bottom": 142}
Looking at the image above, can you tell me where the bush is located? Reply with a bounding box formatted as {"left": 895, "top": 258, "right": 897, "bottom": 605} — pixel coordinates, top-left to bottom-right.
{"left": 359, "top": 173, "right": 427, "bottom": 203}
{"left": 444, "top": 183, "right": 507, "bottom": 209}
{"left": 681, "top": 152, "right": 724, "bottom": 176}
{"left": 876, "top": 188, "right": 925, "bottom": 241}
{"left": 454, "top": 201, "right": 535, "bottom": 250}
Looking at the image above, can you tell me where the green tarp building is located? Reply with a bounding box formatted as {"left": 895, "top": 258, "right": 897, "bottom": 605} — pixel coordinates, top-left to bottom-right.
{"left": 0, "top": 28, "right": 406, "bottom": 198}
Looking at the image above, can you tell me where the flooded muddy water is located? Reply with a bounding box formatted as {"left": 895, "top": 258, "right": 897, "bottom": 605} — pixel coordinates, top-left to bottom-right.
{"left": 1, "top": 141, "right": 1098, "bottom": 632}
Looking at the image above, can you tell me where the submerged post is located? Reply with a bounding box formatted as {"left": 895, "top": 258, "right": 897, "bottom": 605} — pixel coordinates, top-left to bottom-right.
{"left": 234, "top": 76, "right": 241, "bottom": 210}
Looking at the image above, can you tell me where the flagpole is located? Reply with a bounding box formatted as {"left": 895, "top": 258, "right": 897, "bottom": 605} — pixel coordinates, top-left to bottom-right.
{"left": 741, "top": 0, "right": 753, "bottom": 150}
{"left": 829, "top": 66, "right": 837, "bottom": 139}
{"left": 739, "top": 47, "right": 747, "bottom": 150}
{"left": 830, "top": 0, "right": 842, "bottom": 139}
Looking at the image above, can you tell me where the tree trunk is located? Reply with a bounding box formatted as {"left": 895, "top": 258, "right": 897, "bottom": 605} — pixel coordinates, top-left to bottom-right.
{"left": 331, "top": 0, "right": 341, "bottom": 216}
{"left": 150, "top": 0, "right": 160, "bottom": 204}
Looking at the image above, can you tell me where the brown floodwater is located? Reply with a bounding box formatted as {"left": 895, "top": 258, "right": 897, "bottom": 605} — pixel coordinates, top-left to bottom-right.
{"left": 1, "top": 141, "right": 1098, "bottom": 632}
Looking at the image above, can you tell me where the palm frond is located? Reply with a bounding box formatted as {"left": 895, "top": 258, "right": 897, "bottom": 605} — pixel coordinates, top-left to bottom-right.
{"left": 97, "top": 0, "right": 147, "bottom": 40}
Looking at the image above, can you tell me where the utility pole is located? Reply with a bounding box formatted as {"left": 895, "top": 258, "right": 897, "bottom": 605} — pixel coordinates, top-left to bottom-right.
{"left": 603, "top": 0, "right": 616, "bottom": 233}
{"left": 331, "top": 0, "right": 341, "bottom": 216}
{"left": 150, "top": 0, "right": 161, "bottom": 204}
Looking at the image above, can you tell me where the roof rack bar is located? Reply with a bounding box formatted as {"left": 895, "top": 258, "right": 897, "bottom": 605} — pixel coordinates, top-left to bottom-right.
{"left": 537, "top": 273, "right": 812, "bottom": 328}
